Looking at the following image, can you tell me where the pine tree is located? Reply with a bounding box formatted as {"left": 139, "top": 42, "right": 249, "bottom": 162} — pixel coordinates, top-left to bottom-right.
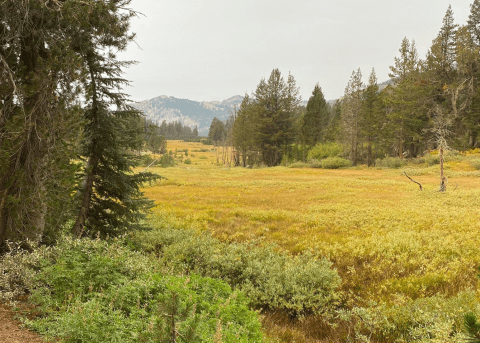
{"left": 302, "top": 83, "right": 329, "bottom": 147}
{"left": 342, "top": 69, "right": 364, "bottom": 165}
{"left": 389, "top": 37, "right": 420, "bottom": 84}
{"left": 254, "top": 69, "right": 300, "bottom": 166}
{"left": 208, "top": 117, "right": 226, "bottom": 144}
{"left": 426, "top": 5, "right": 458, "bottom": 84}
{"left": 0, "top": 1, "right": 84, "bottom": 247}
{"left": 361, "top": 69, "right": 382, "bottom": 166}
{"left": 385, "top": 38, "right": 431, "bottom": 157}
{"left": 232, "top": 94, "right": 258, "bottom": 166}
{"left": 72, "top": 0, "right": 160, "bottom": 237}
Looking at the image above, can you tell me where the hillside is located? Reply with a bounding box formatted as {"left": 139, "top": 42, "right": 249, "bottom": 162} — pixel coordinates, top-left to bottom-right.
{"left": 132, "top": 95, "right": 244, "bottom": 135}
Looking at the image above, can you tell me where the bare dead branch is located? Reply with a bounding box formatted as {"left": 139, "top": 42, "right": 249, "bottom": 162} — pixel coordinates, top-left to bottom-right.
{"left": 403, "top": 171, "right": 423, "bottom": 191}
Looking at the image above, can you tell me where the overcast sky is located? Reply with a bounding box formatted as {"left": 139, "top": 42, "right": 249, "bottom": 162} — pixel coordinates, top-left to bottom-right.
{"left": 119, "top": 0, "right": 474, "bottom": 103}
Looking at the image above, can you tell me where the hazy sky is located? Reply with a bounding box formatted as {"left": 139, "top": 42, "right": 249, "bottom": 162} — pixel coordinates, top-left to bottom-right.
{"left": 119, "top": 0, "right": 474, "bottom": 102}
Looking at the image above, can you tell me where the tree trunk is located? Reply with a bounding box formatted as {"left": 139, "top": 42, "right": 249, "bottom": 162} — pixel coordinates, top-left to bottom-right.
{"left": 0, "top": 189, "right": 8, "bottom": 248}
{"left": 439, "top": 146, "right": 447, "bottom": 192}
{"left": 73, "top": 157, "right": 95, "bottom": 236}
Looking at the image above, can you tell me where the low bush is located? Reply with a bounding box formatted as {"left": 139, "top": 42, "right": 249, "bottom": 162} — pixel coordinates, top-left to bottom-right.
{"left": 375, "top": 157, "right": 407, "bottom": 169}
{"left": 184, "top": 158, "right": 192, "bottom": 164}
{"left": 157, "top": 154, "right": 175, "bottom": 167}
{"left": 135, "top": 227, "right": 341, "bottom": 317}
{"left": 192, "top": 148, "right": 210, "bottom": 153}
{"left": 287, "top": 162, "right": 310, "bottom": 168}
{"left": 469, "top": 158, "right": 480, "bottom": 170}
{"left": 307, "top": 142, "right": 343, "bottom": 160}
{"left": 321, "top": 157, "right": 352, "bottom": 169}
{"left": 1, "top": 237, "right": 263, "bottom": 342}
{"left": 138, "top": 154, "right": 155, "bottom": 167}
{"left": 345, "top": 292, "right": 479, "bottom": 342}
{"left": 308, "top": 159, "right": 322, "bottom": 168}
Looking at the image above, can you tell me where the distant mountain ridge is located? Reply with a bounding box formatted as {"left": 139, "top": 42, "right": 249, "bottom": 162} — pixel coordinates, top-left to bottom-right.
{"left": 132, "top": 95, "right": 244, "bottom": 136}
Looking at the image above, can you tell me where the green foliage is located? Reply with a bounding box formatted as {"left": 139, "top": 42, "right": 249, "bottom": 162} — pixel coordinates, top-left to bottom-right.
{"left": 307, "top": 142, "right": 344, "bottom": 160}
{"left": 302, "top": 83, "right": 329, "bottom": 146}
{"left": 375, "top": 157, "right": 407, "bottom": 169}
{"left": 320, "top": 157, "right": 352, "bottom": 169}
{"left": 184, "top": 158, "right": 192, "bottom": 164}
{"left": 469, "top": 158, "right": 480, "bottom": 170}
{"left": 139, "top": 154, "right": 156, "bottom": 167}
{"left": 344, "top": 292, "right": 479, "bottom": 342}
{"left": 208, "top": 117, "right": 227, "bottom": 143}
{"left": 1, "top": 236, "right": 263, "bottom": 343}
{"left": 135, "top": 227, "right": 341, "bottom": 317}
{"left": 201, "top": 138, "right": 213, "bottom": 145}
{"left": 157, "top": 120, "right": 199, "bottom": 141}
{"left": 465, "top": 313, "right": 480, "bottom": 343}
{"left": 232, "top": 70, "right": 301, "bottom": 167}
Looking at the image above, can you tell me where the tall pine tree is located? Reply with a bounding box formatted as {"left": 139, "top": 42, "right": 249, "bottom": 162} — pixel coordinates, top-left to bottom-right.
{"left": 72, "top": 0, "right": 160, "bottom": 237}
{"left": 302, "top": 83, "right": 329, "bottom": 147}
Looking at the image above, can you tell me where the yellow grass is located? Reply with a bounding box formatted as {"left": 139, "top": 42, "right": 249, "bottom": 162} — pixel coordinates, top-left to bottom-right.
{"left": 142, "top": 141, "right": 480, "bottom": 304}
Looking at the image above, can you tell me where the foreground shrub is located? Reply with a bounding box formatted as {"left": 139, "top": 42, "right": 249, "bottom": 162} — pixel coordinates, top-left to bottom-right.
{"left": 1, "top": 237, "right": 263, "bottom": 342}
{"left": 307, "top": 142, "right": 343, "bottom": 160}
{"left": 343, "top": 292, "right": 478, "bottom": 342}
{"left": 135, "top": 227, "right": 341, "bottom": 317}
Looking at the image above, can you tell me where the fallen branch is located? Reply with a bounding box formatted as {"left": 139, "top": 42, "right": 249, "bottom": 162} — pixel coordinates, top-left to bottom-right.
{"left": 403, "top": 171, "right": 423, "bottom": 191}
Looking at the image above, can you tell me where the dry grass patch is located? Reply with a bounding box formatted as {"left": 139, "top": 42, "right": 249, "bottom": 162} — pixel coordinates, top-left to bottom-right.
{"left": 140, "top": 142, "right": 480, "bottom": 338}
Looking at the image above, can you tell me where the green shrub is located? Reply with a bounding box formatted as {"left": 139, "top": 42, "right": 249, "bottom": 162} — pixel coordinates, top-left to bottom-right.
{"left": 158, "top": 154, "right": 175, "bottom": 167}
{"left": 307, "top": 142, "right": 343, "bottom": 160}
{"left": 321, "top": 157, "right": 352, "bottom": 169}
{"left": 201, "top": 138, "right": 213, "bottom": 145}
{"left": 184, "top": 158, "right": 192, "bottom": 164}
{"left": 135, "top": 227, "right": 341, "bottom": 317}
{"left": 469, "top": 158, "right": 480, "bottom": 170}
{"left": 423, "top": 151, "right": 463, "bottom": 166}
{"left": 1, "top": 237, "right": 264, "bottom": 343}
{"left": 308, "top": 159, "right": 322, "bottom": 168}
{"left": 375, "top": 157, "right": 407, "bottom": 169}
{"left": 139, "top": 154, "right": 155, "bottom": 167}
{"left": 348, "top": 292, "right": 479, "bottom": 342}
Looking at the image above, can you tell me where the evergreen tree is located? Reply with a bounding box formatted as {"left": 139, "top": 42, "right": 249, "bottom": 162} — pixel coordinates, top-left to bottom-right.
{"left": 254, "top": 69, "right": 300, "bottom": 166}
{"left": 72, "top": 0, "right": 160, "bottom": 237}
{"left": 324, "top": 100, "right": 343, "bottom": 143}
{"left": 361, "top": 69, "right": 382, "bottom": 166}
{"left": 385, "top": 38, "right": 430, "bottom": 157}
{"left": 426, "top": 5, "right": 458, "bottom": 84}
{"left": 453, "top": 25, "right": 478, "bottom": 147}
{"left": 302, "top": 83, "right": 329, "bottom": 147}
{"left": 389, "top": 37, "right": 420, "bottom": 84}
{"left": 208, "top": 117, "right": 226, "bottom": 144}
{"left": 232, "top": 94, "right": 258, "bottom": 166}
{"left": 342, "top": 69, "right": 364, "bottom": 165}
{"left": 0, "top": 1, "right": 84, "bottom": 247}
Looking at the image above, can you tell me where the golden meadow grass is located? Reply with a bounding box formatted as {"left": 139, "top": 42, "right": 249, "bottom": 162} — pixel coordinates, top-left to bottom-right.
{"left": 141, "top": 141, "right": 480, "bottom": 304}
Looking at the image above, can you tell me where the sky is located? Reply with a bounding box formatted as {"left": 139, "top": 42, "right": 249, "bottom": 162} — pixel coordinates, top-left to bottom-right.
{"left": 119, "top": 0, "right": 474, "bottom": 103}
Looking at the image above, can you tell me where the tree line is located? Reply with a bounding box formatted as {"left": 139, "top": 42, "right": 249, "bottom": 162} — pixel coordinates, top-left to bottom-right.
{"left": 0, "top": 0, "right": 160, "bottom": 248}
{"left": 210, "top": 4, "right": 480, "bottom": 168}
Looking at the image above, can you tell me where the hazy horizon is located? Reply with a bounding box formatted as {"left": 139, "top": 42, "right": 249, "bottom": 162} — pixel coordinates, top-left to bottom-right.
{"left": 120, "top": 0, "right": 473, "bottom": 103}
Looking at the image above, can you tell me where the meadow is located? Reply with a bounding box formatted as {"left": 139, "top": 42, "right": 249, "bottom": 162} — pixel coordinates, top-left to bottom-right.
{"left": 138, "top": 141, "right": 480, "bottom": 342}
